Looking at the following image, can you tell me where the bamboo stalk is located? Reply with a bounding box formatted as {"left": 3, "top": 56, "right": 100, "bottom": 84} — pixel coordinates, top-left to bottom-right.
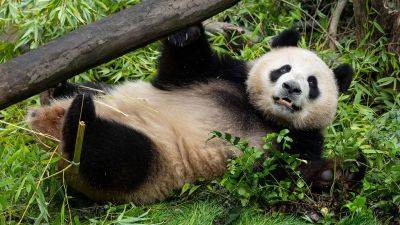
{"left": 73, "top": 121, "right": 86, "bottom": 167}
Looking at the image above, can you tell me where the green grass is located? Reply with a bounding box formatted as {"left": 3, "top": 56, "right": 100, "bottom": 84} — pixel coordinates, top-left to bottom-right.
{"left": 1, "top": 0, "right": 399, "bottom": 224}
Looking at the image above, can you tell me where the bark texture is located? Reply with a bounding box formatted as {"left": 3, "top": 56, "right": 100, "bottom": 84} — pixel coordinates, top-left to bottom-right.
{"left": 0, "top": 0, "right": 239, "bottom": 110}
{"left": 353, "top": 0, "right": 368, "bottom": 41}
{"left": 372, "top": 0, "right": 400, "bottom": 55}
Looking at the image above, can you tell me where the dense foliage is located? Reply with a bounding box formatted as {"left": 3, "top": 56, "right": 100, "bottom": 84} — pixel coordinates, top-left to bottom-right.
{"left": 209, "top": 130, "right": 303, "bottom": 207}
{"left": 0, "top": 0, "right": 398, "bottom": 224}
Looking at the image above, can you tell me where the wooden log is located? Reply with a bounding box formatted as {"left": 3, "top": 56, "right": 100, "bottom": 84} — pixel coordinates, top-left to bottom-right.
{"left": 0, "top": 0, "right": 239, "bottom": 110}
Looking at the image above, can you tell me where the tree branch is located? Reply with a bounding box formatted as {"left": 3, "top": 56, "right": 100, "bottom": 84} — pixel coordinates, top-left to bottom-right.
{"left": 328, "top": 0, "right": 348, "bottom": 49}
{"left": 0, "top": 0, "right": 239, "bottom": 110}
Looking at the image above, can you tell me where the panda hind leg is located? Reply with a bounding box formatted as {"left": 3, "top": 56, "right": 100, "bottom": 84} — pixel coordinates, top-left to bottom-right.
{"left": 40, "top": 81, "right": 110, "bottom": 105}
{"left": 62, "top": 94, "right": 156, "bottom": 192}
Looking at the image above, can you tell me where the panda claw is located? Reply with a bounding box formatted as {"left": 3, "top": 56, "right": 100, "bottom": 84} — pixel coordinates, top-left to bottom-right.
{"left": 320, "top": 169, "right": 333, "bottom": 181}
{"left": 165, "top": 25, "right": 202, "bottom": 48}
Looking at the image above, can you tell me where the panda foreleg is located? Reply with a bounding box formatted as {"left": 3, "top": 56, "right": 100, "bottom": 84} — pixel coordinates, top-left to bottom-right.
{"left": 164, "top": 25, "right": 205, "bottom": 48}
{"left": 153, "top": 24, "right": 248, "bottom": 88}
{"left": 299, "top": 156, "right": 366, "bottom": 192}
{"left": 298, "top": 159, "right": 334, "bottom": 192}
{"left": 62, "top": 94, "right": 156, "bottom": 192}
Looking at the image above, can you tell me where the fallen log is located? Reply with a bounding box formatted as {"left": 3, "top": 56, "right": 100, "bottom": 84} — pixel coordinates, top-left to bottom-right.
{"left": 0, "top": 0, "right": 239, "bottom": 110}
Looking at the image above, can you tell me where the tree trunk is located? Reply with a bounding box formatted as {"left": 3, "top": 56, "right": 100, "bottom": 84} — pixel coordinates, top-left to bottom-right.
{"left": 0, "top": 0, "right": 239, "bottom": 110}
{"left": 371, "top": 0, "right": 400, "bottom": 55}
{"left": 391, "top": 15, "right": 400, "bottom": 55}
{"left": 353, "top": 0, "right": 368, "bottom": 42}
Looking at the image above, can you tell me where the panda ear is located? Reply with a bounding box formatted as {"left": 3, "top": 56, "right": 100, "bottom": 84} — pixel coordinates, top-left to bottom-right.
{"left": 333, "top": 64, "right": 353, "bottom": 93}
{"left": 270, "top": 29, "right": 300, "bottom": 48}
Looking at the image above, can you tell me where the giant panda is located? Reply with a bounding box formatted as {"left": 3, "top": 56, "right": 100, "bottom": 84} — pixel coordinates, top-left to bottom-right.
{"left": 26, "top": 24, "right": 360, "bottom": 204}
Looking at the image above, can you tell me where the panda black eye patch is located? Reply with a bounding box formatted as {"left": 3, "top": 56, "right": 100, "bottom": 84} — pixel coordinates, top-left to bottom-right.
{"left": 308, "top": 75, "right": 320, "bottom": 100}
{"left": 270, "top": 65, "right": 291, "bottom": 82}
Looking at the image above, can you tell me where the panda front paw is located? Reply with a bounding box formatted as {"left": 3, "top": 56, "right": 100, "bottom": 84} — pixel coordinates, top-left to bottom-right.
{"left": 165, "top": 25, "right": 203, "bottom": 47}
{"left": 306, "top": 156, "right": 366, "bottom": 192}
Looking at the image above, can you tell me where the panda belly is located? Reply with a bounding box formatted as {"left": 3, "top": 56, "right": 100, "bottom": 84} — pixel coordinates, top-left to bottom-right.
{"left": 64, "top": 80, "right": 260, "bottom": 203}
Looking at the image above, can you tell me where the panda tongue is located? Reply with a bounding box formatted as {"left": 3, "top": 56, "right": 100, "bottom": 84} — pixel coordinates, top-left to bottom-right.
{"left": 279, "top": 98, "right": 293, "bottom": 108}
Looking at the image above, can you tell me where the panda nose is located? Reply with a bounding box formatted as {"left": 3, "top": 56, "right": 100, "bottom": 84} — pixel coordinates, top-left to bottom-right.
{"left": 282, "top": 81, "right": 302, "bottom": 94}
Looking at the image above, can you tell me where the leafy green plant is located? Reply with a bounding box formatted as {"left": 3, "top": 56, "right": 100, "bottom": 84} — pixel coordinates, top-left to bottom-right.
{"left": 210, "top": 130, "right": 309, "bottom": 207}
{"left": 0, "top": 0, "right": 399, "bottom": 224}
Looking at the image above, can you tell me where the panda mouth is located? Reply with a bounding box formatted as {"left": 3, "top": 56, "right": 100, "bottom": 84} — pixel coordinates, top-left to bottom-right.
{"left": 273, "top": 96, "right": 301, "bottom": 112}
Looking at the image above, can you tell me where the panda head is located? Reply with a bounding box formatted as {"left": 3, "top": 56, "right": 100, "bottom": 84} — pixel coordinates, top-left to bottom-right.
{"left": 246, "top": 29, "right": 353, "bottom": 130}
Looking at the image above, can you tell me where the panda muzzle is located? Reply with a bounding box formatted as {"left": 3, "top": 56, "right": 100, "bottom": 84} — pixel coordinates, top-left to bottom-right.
{"left": 273, "top": 96, "right": 301, "bottom": 111}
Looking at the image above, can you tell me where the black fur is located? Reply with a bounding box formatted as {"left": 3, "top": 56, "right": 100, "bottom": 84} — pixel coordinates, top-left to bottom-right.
{"left": 51, "top": 82, "right": 110, "bottom": 99}
{"left": 333, "top": 64, "right": 353, "bottom": 92}
{"left": 298, "top": 159, "right": 334, "bottom": 191}
{"left": 270, "top": 28, "right": 300, "bottom": 48}
{"left": 270, "top": 65, "right": 291, "bottom": 82}
{"left": 285, "top": 129, "right": 324, "bottom": 160}
{"left": 166, "top": 26, "right": 202, "bottom": 47}
{"left": 210, "top": 87, "right": 266, "bottom": 132}
{"left": 152, "top": 24, "right": 248, "bottom": 89}
{"left": 62, "top": 94, "right": 155, "bottom": 191}
{"left": 347, "top": 154, "right": 367, "bottom": 184}
{"left": 307, "top": 75, "right": 320, "bottom": 100}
